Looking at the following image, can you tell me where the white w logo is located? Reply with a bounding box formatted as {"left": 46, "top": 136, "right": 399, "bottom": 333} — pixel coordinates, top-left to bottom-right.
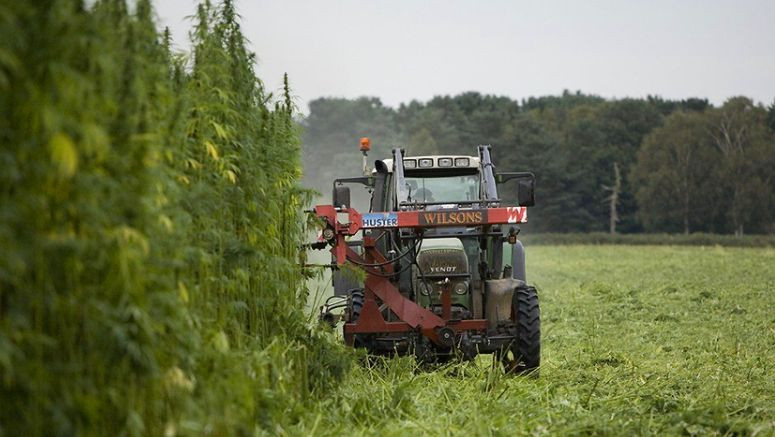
{"left": 507, "top": 207, "right": 525, "bottom": 223}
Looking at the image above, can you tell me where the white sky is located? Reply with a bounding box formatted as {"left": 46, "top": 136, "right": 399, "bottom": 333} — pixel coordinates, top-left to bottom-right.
{"left": 155, "top": 0, "right": 775, "bottom": 112}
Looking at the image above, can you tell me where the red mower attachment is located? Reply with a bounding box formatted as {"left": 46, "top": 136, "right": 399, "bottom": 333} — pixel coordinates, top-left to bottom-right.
{"left": 312, "top": 204, "right": 527, "bottom": 347}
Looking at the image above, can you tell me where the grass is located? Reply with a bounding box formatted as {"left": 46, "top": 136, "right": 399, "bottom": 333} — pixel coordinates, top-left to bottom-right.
{"left": 295, "top": 245, "right": 774, "bottom": 435}
{"left": 519, "top": 232, "right": 775, "bottom": 247}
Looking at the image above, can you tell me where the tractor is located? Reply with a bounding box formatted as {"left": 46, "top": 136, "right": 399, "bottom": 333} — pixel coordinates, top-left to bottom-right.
{"left": 311, "top": 140, "right": 540, "bottom": 373}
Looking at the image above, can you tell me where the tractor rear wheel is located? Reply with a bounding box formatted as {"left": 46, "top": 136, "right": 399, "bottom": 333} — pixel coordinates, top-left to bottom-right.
{"left": 503, "top": 284, "right": 540, "bottom": 375}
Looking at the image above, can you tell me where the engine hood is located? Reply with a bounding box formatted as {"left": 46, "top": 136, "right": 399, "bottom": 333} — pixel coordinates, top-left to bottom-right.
{"left": 416, "top": 238, "right": 468, "bottom": 276}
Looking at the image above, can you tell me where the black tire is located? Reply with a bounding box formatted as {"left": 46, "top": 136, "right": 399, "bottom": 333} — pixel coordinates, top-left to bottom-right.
{"left": 348, "top": 288, "right": 364, "bottom": 322}
{"left": 347, "top": 289, "right": 368, "bottom": 349}
{"left": 504, "top": 284, "right": 540, "bottom": 375}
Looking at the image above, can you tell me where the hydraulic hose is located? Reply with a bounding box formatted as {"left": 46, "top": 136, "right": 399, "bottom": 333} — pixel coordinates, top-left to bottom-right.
{"left": 362, "top": 237, "right": 424, "bottom": 278}
{"left": 345, "top": 235, "right": 422, "bottom": 268}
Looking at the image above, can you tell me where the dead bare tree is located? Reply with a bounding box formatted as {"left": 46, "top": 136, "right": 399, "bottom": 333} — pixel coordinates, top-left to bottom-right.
{"left": 709, "top": 105, "right": 749, "bottom": 236}
{"left": 602, "top": 162, "right": 621, "bottom": 234}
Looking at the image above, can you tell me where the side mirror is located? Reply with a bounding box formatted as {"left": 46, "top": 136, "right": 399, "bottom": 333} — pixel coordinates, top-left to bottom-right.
{"left": 495, "top": 172, "right": 535, "bottom": 207}
{"left": 333, "top": 185, "right": 351, "bottom": 209}
{"left": 516, "top": 177, "right": 535, "bottom": 207}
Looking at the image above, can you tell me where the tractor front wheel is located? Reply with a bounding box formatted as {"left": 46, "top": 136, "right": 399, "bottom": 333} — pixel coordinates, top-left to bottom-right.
{"left": 347, "top": 288, "right": 364, "bottom": 322}
{"left": 346, "top": 288, "right": 369, "bottom": 349}
{"left": 503, "top": 284, "right": 540, "bottom": 375}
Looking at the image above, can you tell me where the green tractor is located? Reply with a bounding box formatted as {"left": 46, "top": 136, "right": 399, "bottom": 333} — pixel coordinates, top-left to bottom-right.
{"left": 314, "top": 142, "right": 539, "bottom": 373}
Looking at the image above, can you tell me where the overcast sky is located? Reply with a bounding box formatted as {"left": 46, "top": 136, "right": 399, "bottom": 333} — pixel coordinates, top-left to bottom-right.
{"left": 155, "top": 0, "right": 775, "bottom": 112}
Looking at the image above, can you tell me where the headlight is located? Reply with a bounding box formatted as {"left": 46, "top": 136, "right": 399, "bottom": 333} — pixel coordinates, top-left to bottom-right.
{"left": 453, "top": 282, "right": 468, "bottom": 294}
{"left": 419, "top": 158, "right": 433, "bottom": 168}
{"left": 403, "top": 159, "right": 416, "bottom": 168}
{"left": 438, "top": 157, "right": 453, "bottom": 167}
{"left": 454, "top": 158, "right": 470, "bottom": 167}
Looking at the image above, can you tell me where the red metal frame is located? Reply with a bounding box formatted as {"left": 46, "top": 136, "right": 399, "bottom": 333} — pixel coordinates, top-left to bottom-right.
{"left": 314, "top": 205, "right": 527, "bottom": 266}
{"left": 315, "top": 205, "right": 524, "bottom": 346}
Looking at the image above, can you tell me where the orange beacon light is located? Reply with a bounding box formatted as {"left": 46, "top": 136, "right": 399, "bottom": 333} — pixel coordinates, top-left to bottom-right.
{"left": 359, "top": 137, "right": 371, "bottom": 152}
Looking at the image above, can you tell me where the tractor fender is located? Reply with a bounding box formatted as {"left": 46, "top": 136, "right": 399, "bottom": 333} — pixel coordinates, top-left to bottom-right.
{"left": 511, "top": 240, "right": 527, "bottom": 282}
{"left": 484, "top": 277, "right": 524, "bottom": 329}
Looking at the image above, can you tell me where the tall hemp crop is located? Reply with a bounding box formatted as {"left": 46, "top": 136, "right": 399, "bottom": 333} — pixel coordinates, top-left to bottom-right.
{"left": 0, "top": 0, "right": 348, "bottom": 435}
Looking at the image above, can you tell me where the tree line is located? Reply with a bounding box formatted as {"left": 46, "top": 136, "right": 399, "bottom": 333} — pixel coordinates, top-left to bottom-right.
{"left": 1, "top": 1, "right": 345, "bottom": 434}
{"left": 301, "top": 92, "right": 774, "bottom": 235}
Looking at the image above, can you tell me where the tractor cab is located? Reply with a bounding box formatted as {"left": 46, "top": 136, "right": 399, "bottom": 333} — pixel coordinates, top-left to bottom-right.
{"left": 380, "top": 155, "right": 481, "bottom": 204}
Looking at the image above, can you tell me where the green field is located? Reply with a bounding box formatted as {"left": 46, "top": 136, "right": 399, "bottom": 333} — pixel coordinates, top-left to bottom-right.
{"left": 4, "top": 3, "right": 773, "bottom": 435}
{"left": 296, "top": 245, "right": 774, "bottom": 435}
